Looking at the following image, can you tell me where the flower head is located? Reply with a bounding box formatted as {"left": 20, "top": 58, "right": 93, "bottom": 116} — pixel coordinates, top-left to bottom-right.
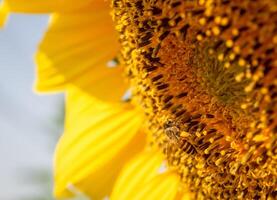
{"left": 1, "top": 0, "right": 276, "bottom": 199}
{"left": 112, "top": 0, "right": 277, "bottom": 199}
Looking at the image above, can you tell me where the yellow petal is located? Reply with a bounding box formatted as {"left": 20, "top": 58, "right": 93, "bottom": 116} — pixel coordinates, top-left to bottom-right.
{"left": 2, "top": 0, "right": 107, "bottom": 13}
{"left": 173, "top": 186, "right": 193, "bottom": 200}
{"left": 54, "top": 88, "right": 146, "bottom": 199}
{"left": 180, "top": 192, "right": 193, "bottom": 200}
{"left": 34, "top": 7, "right": 127, "bottom": 102}
{"left": 2, "top": 0, "right": 127, "bottom": 102}
{"left": 0, "top": 2, "right": 8, "bottom": 27}
{"left": 132, "top": 172, "right": 180, "bottom": 200}
{"left": 111, "top": 150, "right": 167, "bottom": 200}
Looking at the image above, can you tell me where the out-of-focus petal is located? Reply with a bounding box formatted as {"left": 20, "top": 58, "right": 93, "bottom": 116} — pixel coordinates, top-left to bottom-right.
{"left": 111, "top": 150, "right": 174, "bottom": 200}
{"left": 2, "top": 0, "right": 107, "bottom": 13}
{"left": 131, "top": 172, "right": 180, "bottom": 200}
{"left": 54, "top": 87, "right": 146, "bottom": 199}
{"left": 179, "top": 191, "right": 192, "bottom": 200}
{"left": 34, "top": 7, "right": 127, "bottom": 102}
{"left": 0, "top": 2, "right": 8, "bottom": 27}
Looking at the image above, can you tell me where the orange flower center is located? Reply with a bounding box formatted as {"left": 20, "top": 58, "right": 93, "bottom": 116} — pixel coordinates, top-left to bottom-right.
{"left": 112, "top": 0, "right": 277, "bottom": 199}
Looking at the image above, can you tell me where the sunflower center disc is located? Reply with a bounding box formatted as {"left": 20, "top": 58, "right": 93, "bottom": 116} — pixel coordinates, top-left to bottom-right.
{"left": 112, "top": 0, "right": 277, "bottom": 199}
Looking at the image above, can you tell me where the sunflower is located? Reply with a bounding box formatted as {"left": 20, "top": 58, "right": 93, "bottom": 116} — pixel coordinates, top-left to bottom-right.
{"left": 1, "top": 0, "right": 276, "bottom": 199}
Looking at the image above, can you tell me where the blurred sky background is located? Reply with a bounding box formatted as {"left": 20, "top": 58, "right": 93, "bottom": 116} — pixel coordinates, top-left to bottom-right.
{"left": 0, "top": 13, "right": 64, "bottom": 200}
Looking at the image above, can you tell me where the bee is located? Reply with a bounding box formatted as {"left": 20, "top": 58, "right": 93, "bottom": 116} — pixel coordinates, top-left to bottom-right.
{"left": 164, "top": 120, "right": 197, "bottom": 155}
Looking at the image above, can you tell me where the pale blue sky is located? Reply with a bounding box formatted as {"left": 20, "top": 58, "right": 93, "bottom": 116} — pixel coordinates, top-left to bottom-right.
{"left": 0, "top": 14, "right": 63, "bottom": 199}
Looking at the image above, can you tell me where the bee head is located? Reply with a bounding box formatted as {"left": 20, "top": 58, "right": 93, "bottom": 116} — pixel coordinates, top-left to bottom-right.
{"left": 164, "top": 119, "right": 180, "bottom": 142}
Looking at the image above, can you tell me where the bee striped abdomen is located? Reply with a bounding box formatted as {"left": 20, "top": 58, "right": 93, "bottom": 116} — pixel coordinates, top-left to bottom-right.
{"left": 179, "top": 140, "right": 197, "bottom": 155}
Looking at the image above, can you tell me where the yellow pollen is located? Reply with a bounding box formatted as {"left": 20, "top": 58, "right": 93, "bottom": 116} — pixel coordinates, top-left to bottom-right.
{"left": 169, "top": 20, "right": 176, "bottom": 27}
{"left": 238, "top": 58, "right": 246, "bottom": 66}
{"left": 229, "top": 53, "right": 236, "bottom": 60}
{"left": 253, "top": 134, "right": 266, "bottom": 142}
{"left": 244, "top": 83, "right": 254, "bottom": 92}
{"left": 199, "top": 18, "right": 206, "bottom": 25}
{"left": 205, "top": 30, "right": 211, "bottom": 36}
{"left": 233, "top": 46, "right": 241, "bottom": 54}
{"left": 232, "top": 28, "right": 239, "bottom": 36}
{"left": 235, "top": 73, "right": 244, "bottom": 82}
{"left": 205, "top": 8, "right": 213, "bottom": 17}
{"left": 199, "top": 0, "right": 206, "bottom": 6}
{"left": 217, "top": 53, "right": 224, "bottom": 61}
{"left": 224, "top": 62, "right": 230, "bottom": 68}
{"left": 245, "top": 70, "right": 251, "bottom": 79}
{"left": 261, "top": 87, "right": 268, "bottom": 94}
{"left": 240, "top": 103, "right": 248, "bottom": 109}
{"left": 212, "top": 26, "right": 220, "bottom": 35}
{"left": 214, "top": 16, "right": 221, "bottom": 24}
{"left": 196, "top": 34, "right": 203, "bottom": 41}
{"left": 221, "top": 17, "right": 229, "bottom": 26}
{"left": 226, "top": 40, "right": 233, "bottom": 48}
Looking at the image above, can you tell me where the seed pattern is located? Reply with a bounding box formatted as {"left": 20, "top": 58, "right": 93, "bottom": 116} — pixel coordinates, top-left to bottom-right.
{"left": 112, "top": 0, "right": 277, "bottom": 199}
